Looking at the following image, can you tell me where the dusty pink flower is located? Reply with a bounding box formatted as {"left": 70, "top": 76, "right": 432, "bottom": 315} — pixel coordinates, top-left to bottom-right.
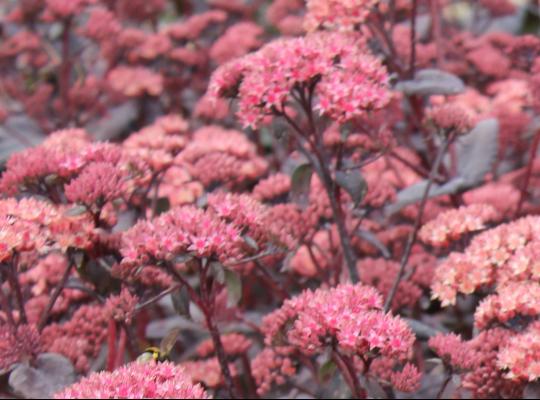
{"left": 261, "top": 283, "right": 414, "bottom": 358}
{"left": 64, "top": 162, "right": 125, "bottom": 206}
{"left": 252, "top": 173, "right": 291, "bottom": 202}
{"left": 206, "top": 32, "right": 390, "bottom": 127}
{"left": 82, "top": 7, "right": 121, "bottom": 42}
{"left": 390, "top": 363, "right": 422, "bottom": 393}
{"left": 180, "top": 357, "right": 237, "bottom": 389}
{"left": 462, "top": 329, "right": 523, "bottom": 399}
{"left": 498, "top": 321, "right": 540, "bottom": 381}
{"left": 42, "top": 304, "right": 109, "bottom": 372}
{"left": 124, "top": 116, "right": 188, "bottom": 172}
{"left": 266, "top": 0, "right": 305, "bottom": 36}
{"left": 425, "top": 103, "right": 475, "bottom": 136}
{"left": 0, "top": 198, "right": 95, "bottom": 262}
{"left": 108, "top": 66, "right": 163, "bottom": 97}
{"left": 196, "top": 333, "right": 252, "bottom": 358}
{"left": 358, "top": 258, "right": 424, "bottom": 311}
{"left": 304, "top": 0, "right": 380, "bottom": 32}
{"left": 165, "top": 11, "right": 227, "bottom": 41}
{"left": 251, "top": 347, "right": 296, "bottom": 395}
{"left": 104, "top": 288, "right": 139, "bottom": 324}
{"left": 0, "top": 324, "right": 42, "bottom": 372}
{"left": 474, "top": 282, "right": 540, "bottom": 329}
{"left": 431, "top": 216, "right": 540, "bottom": 306}
{"left": 419, "top": 204, "right": 499, "bottom": 247}
{"left": 210, "top": 22, "right": 264, "bottom": 64}
{"left": 177, "top": 126, "right": 268, "bottom": 187}
{"left": 55, "top": 361, "right": 209, "bottom": 399}
{"left": 120, "top": 205, "right": 245, "bottom": 272}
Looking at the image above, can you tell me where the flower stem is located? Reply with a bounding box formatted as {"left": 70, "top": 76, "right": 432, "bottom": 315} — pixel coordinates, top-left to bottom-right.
{"left": 384, "top": 134, "right": 453, "bottom": 312}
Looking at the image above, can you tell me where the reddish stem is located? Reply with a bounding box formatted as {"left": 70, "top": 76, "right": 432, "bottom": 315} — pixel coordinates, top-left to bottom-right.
{"left": 332, "top": 350, "right": 367, "bottom": 399}
{"left": 114, "top": 326, "right": 127, "bottom": 368}
{"left": 384, "top": 134, "right": 453, "bottom": 312}
{"left": 515, "top": 128, "right": 540, "bottom": 217}
{"left": 38, "top": 260, "right": 74, "bottom": 331}
{"left": 59, "top": 18, "right": 72, "bottom": 124}
{"left": 409, "top": 0, "right": 418, "bottom": 78}
{"left": 107, "top": 319, "right": 118, "bottom": 371}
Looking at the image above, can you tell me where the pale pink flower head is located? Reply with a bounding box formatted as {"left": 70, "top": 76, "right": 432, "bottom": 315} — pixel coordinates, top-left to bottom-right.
{"left": 180, "top": 357, "right": 237, "bottom": 389}
{"left": 419, "top": 204, "right": 499, "bottom": 247}
{"left": 64, "top": 162, "right": 125, "bottom": 206}
{"left": 108, "top": 66, "right": 163, "bottom": 97}
{"left": 390, "top": 363, "right": 422, "bottom": 393}
{"left": 55, "top": 361, "right": 209, "bottom": 399}
{"left": 0, "top": 324, "right": 42, "bottom": 372}
{"left": 498, "top": 321, "right": 540, "bottom": 381}
{"left": 304, "top": 0, "right": 381, "bottom": 32}
{"left": 425, "top": 103, "right": 475, "bottom": 136}
{"left": 196, "top": 333, "right": 252, "bottom": 358}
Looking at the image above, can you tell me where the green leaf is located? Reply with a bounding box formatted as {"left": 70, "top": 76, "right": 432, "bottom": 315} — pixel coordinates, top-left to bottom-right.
{"left": 290, "top": 163, "right": 313, "bottom": 209}
{"left": 225, "top": 269, "right": 242, "bottom": 307}
{"left": 335, "top": 170, "right": 368, "bottom": 207}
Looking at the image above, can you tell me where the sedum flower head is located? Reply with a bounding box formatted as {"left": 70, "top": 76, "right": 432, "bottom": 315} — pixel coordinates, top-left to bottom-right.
{"left": 261, "top": 283, "right": 414, "bottom": 359}
{"left": 304, "top": 0, "right": 381, "bottom": 32}
{"left": 206, "top": 32, "right": 390, "bottom": 128}
{"left": 54, "top": 361, "right": 209, "bottom": 399}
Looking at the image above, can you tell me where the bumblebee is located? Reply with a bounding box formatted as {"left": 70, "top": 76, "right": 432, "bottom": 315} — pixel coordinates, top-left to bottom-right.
{"left": 137, "top": 327, "right": 181, "bottom": 363}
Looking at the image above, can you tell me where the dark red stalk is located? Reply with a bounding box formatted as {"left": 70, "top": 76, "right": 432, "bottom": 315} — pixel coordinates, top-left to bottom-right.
{"left": 515, "top": 128, "right": 540, "bottom": 217}
{"left": 7, "top": 262, "right": 27, "bottom": 325}
{"left": 332, "top": 350, "right": 367, "bottom": 399}
{"left": 38, "top": 260, "right": 74, "bottom": 331}
{"left": 114, "top": 325, "right": 127, "bottom": 368}
{"left": 106, "top": 319, "right": 118, "bottom": 371}
{"left": 59, "top": 18, "right": 72, "bottom": 124}
{"left": 409, "top": 0, "right": 418, "bottom": 78}
{"left": 384, "top": 133, "right": 453, "bottom": 312}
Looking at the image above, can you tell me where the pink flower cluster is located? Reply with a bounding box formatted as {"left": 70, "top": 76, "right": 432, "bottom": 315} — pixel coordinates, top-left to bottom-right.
{"left": 430, "top": 329, "right": 524, "bottom": 398}
{"left": 0, "top": 324, "right": 42, "bottom": 372}
{"left": 177, "top": 126, "right": 268, "bottom": 187}
{"left": 206, "top": 31, "right": 390, "bottom": 127}
{"left": 42, "top": 303, "right": 109, "bottom": 372}
{"left": 475, "top": 282, "right": 540, "bottom": 329}
{"left": 432, "top": 216, "right": 540, "bottom": 306}
{"left": 419, "top": 204, "right": 500, "bottom": 247}
{"left": 180, "top": 358, "right": 237, "bottom": 389}
{"left": 0, "top": 198, "right": 95, "bottom": 263}
{"left": 250, "top": 347, "right": 296, "bottom": 395}
{"left": 261, "top": 283, "right": 414, "bottom": 358}
{"left": 304, "top": 0, "right": 380, "bottom": 32}
{"left": 425, "top": 103, "right": 475, "bottom": 136}
{"left": 123, "top": 115, "right": 189, "bottom": 172}
{"left": 55, "top": 361, "right": 209, "bottom": 399}
{"left": 108, "top": 66, "right": 164, "bottom": 97}
{"left": 196, "top": 333, "right": 252, "bottom": 358}
{"left": 121, "top": 205, "right": 244, "bottom": 270}
{"left": 498, "top": 321, "right": 540, "bottom": 381}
